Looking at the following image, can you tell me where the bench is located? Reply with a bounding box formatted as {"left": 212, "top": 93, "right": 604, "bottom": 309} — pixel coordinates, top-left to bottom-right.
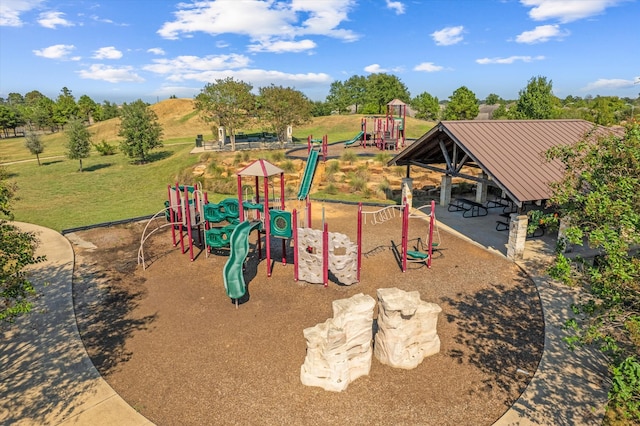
{"left": 448, "top": 198, "right": 488, "bottom": 218}
{"left": 486, "top": 197, "right": 517, "bottom": 214}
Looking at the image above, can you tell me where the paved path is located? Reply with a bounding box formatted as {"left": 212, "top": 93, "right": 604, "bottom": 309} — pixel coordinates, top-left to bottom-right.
{"left": 0, "top": 222, "right": 152, "bottom": 426}
{"left": 1, "top": 219, "right": 609, "bottom": 425}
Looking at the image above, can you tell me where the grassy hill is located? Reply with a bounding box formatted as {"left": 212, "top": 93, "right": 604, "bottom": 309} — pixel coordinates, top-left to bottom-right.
{"left": 1, "top": 99, "right": 435, "bottom": 231}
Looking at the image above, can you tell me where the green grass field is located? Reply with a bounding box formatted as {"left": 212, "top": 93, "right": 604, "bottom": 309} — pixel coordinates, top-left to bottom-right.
{"left": 1, "top": 99, "right": 433, "bottom": 231}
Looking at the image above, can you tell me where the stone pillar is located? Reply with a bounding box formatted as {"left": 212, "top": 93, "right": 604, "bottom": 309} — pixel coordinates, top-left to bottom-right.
{"left": 374, "top": 288, "right": 441, "bottom": 369}
{"left": 507, "top": 214, "right": 528, "bottom": 261}
{"left": 300, "top": 293, "right": 375, "bottom": 392}
{"left": 440, "top": 175, "right": 452, "bottom": 207}
{"left": 218, "top": 126, "right": 226, "bottom": 145}
{"left": 401, "top": 178, "right": 413, "bottom": 208}
{"left": 475, "top": 173, "right": 488, "bottom": 204}
{"left": 557, "top": 216, "right": 572, "bottom": 253}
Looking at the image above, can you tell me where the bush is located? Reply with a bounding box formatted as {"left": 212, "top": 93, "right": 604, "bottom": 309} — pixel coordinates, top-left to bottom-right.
{"left": 269, "top": 151, "right": 285, "bottom": 162}
{"left": 279, "top": 159, "right": 296, "bottom": 173}
{"left": 326, "top": 160, "right": 340, "bottom": 174}
{"left": 374, "top": 152, "right": 392, "bottom": 164}
{"left": 324, "top": 183, "right": 338, "bottom": 195}
{"left": 93, "top": 140, "right": 118, "bottom": 156}
{"left": 340, "top": 150, "right": 358, "bottom": 164}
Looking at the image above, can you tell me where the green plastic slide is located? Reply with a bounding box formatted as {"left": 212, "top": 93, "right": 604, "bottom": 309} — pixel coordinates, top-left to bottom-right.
{"left": 297, "top": 149, "right": 319, "bottom": 200}
{"left": 222, "top": 220, "right": 259, "bottom": 300}
{"left": 344, "top": 130, "right": 364, "bottom": 146}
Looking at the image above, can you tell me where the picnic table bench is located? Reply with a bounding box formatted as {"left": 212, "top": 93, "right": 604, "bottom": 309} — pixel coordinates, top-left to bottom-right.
{"left": 486, "top": 197, "right": 518, "bottom": 214}
{"left": 495, "top": 212, "right": 545, "bottom": 237}
{"left": 448, "top": 198, "right": 488, "bottom": 218}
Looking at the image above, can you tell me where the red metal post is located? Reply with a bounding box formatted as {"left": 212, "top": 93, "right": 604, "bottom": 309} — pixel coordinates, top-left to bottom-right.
{"left": 428, "top": 199, "right": 435, "bottom": 269}
{"left": 401, "top": 198, "right": 408, "bottom": 272}
{"left": 264, "top": 176, "right": 271, "bottom": 277}
{"left": 293, "top": 209, "right": 298, "bottom": 281}
{"left": 357, "top": 202, "right": 362, "bottom": 282}
{"left": 323, "top": 222, "right": 329, "bottom": 287}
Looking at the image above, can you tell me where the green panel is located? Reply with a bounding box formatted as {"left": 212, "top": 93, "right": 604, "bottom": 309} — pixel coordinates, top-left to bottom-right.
{"left": 270, "top": 209, "right": 292, "bottom": 238}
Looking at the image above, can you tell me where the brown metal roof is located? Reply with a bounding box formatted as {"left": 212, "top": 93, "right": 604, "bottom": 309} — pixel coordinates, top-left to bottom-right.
{"left": 390, "top": 119, "right": 617, "bottom": 205}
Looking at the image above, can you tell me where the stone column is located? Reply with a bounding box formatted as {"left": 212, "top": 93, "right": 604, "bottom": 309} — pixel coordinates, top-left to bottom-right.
{"left": 218, "top": 126, "right": 226, "bottom": 145}
{"left": 557, "top": 216, "right": 572, "bottom": 253}
{"left": 401, "top": 178, "right": 413, "bottom": 208}
{"left": 440, "top": 175, "right": 452, "bottom": 207}
{"left": 286, "top": 125, "right": 293, "bottom": 144}
{"left": 507, "top": 214, "right": 528, "bottom": 260}
{"left": 475, "top": 173, "right": 488, "bottom": 204}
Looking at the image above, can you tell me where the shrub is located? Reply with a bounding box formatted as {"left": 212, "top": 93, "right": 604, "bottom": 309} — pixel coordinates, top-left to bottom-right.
{"left": 349, "top": 176, "right": 367, "bottom": 192}
{"left": 340, "top": 150, "right": 358, "bottom": 164}
{"left": 269, "top": 151, "right": 285, "bottom": 162}
{"left": 93, "top": 140, "right": 118, "bottom": 156}
{"left": 326, "top": 160, "right": 340, "bottom": 174}
{"left": 324, "top": 183, "right": 339, "bottom": 195}
{"left": 374, "top": 152, "right": 392, "bottom": 164}
{"left": 279, "top": 159, "right": 296, "bottom": 173}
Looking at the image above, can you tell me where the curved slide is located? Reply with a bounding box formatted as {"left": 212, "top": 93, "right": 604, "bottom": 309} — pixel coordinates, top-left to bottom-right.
{"left": 297, "top": 149, "right": 320, "bottom": 200}
{"left": 223, "top": 220, "right": 260, "bottom": 300}
{"left": 344, "top": 130, "right": 364, "bottom": 146}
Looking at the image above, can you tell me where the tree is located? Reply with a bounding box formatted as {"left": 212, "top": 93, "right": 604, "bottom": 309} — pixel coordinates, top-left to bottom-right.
{"left": 257, "top": 85, "right": 312, "bottom": 145}
{"left": 485, "top": 93, "right": 502, "bottom": 105}
{"left": 326, "top": 80, "right": 351, "bottom": 114}
{"left": 65, "top": 119, "right": 92, "bottom": 171}
{"left": 77, "top": 95, "right": 98, "bottom": 124}
{"left": 442, "top": 86, "right": 479, "bottom": 120}
{"left": 194, "top": 77, "right": 254, "bottom": 151}
{"left": 118, "top": 100, "right": 163, "bottom": 163}
{"left": 310, "top": 100, "right": 332, "bottom": 117}
{"left": 512, "top": 76, "right": 559, "bottom": 119}
{"left": 344, "top": 75, "right": 367, "bottom": 113}
{"left": 54, "top": 87, "right": 79, "bottom": 129}
{"left": 100, "top": 100, "right": 120, "bottom": 120}
{"left": 544, "top": 122, "right": 640, "bottom": 420}
{"left": 365, "top": 73, "right": 411, "bottom": 114}
{"left": 411, "top": 91, "right": 440, "bottom": 121}
{"left": 1, "top": 167, "right": 43, "bottom": 322}
{"left": 24, "top": 131, "right": 44, "bottom": 165}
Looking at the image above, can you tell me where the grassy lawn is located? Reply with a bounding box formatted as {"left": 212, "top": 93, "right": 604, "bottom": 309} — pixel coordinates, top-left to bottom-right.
{"left": 5, "top": 143, "right": 199, "bottom": 231}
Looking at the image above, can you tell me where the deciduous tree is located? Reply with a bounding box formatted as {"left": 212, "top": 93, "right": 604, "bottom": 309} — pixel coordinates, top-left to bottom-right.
{"left": 0, "top": 167, "right": 43, "bottom": 322}
{"left": 365, "top": 73, "right": 411, "bottom": 114}
{"left": 545, "top": 122, "right": 640, "bottom": 420}
{"left": 118, "top": 100, "right": 163, "bottom": 163}
{"left": 442, "top": 86, "right": 479, "bottom": 120}
{"left": 65, "top": 119, "right": 92, "bottom": 171}
{"left": 411, "top": 91, "right": 440, "bottom": 121}
{"left": 24, "top": 131, "right": 44, "bottom": 165}
{"left": 194, "top": 77, "right": 255, "bottom": 151}
{"left": 258, "top": 85, "right": 312, "bottom": 146}
{"left": 512, "top": 76, "right": 559, "bottom": 119}
{"left": 326, "top": 80, "right": 351, "bottom": 114}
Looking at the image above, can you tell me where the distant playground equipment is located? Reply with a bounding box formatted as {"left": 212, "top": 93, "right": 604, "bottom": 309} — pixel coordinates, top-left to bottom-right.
{"left": 344, "top": 99, "right": 407, "bottom": 150}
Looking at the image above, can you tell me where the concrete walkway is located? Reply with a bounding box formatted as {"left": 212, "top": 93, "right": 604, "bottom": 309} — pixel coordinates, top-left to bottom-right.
{"left": 432, "top": 206, "right": 611, "bottom": 425}
{"left": 0, "top": 222, "right": 152, "bottom": 426}
{"left": 1, "top": 217, "right": 610, "bottom": 425}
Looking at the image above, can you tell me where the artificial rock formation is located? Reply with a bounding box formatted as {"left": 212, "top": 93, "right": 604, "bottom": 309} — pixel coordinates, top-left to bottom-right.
{"left": 374, "top": 287, "right": 442, "bottom": 369}
{"left": 300, "top": 293, "right": 376, "bottom": 392}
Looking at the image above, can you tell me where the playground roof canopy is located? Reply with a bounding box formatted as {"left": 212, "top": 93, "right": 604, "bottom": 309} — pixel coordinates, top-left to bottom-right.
{"left": 237, "top": 159, "right": 284, "bottom": 177}
{"left": 389, "top": 119, "right": 618, "bottom": 206}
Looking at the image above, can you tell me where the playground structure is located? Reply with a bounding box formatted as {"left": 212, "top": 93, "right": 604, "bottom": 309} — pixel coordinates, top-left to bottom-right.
{"left": 139, "top": 137, "right": 439, "bottom": 306}
{"left": 345, "top": 99, "right": 407, "bottom": 150}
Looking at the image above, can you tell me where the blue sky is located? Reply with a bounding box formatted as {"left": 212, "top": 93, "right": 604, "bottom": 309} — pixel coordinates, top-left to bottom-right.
{"left": 1, "top": 0, "right": 638, "bottom": 104}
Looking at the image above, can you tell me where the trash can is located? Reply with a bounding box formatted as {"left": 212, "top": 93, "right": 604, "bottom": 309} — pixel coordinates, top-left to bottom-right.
{"left": 195, "top": 135, "right": 203, "bottom": 147}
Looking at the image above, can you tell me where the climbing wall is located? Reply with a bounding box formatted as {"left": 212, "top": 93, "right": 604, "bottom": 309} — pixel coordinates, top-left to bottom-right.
{"left": 297, "top": 227, "right": 358, "bottom": 285}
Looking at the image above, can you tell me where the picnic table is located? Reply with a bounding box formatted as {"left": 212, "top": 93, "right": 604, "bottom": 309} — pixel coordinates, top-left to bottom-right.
{"left": 486, "top": 196, "right": 517, "bottom": 214}
{"left": 447, "top": 198, "right": 488, "bottom": 218}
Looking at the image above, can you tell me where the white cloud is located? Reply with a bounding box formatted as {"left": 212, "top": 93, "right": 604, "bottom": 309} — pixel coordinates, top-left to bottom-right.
{"left": 364, "top": 64, "right": 384, "bottom": 73}
{"left": 521, "top": 0, "right": 627, "bottom": 23}
{"left": 157, "top": 0, "right": 358, "bottom": 53}
{"left": 77, "top": 64, "right": 144, "bottom": 83}
{"left": 476, "top": 55, "right": 545, "bottom": 64}
{"left": 93, "top": 46, "right": 123, "bottom": 60}
{"left": 0, "top": 0, "right": 44, "bottom": 27}
{"left": 582, "top": 78, "right": 638, "bottom": 91}
{"left": 147, "top": 48, "right": 166, "bottom": 56}
{"left": 33, "top": 44, "right": 77, "bottom": 59}
{"left": 38, "top": 11, "right": 73, "bottom": 29}
{"left": 431, "top": 26, "right": 464, "bottom": 46}
{"left": 386, "top": 0, "right": 406, "bottom": 15}
{"left": 515, "top": 24, "right": 569, "bottom": 43}
{"left": 248, "top": 39, "right": 317, "bottom": 53}
{"left": 143, "top": 54, "right": 251, "bottom": 77}
{"left": 413, "top": 62, "right": 444, "bottom": 72}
